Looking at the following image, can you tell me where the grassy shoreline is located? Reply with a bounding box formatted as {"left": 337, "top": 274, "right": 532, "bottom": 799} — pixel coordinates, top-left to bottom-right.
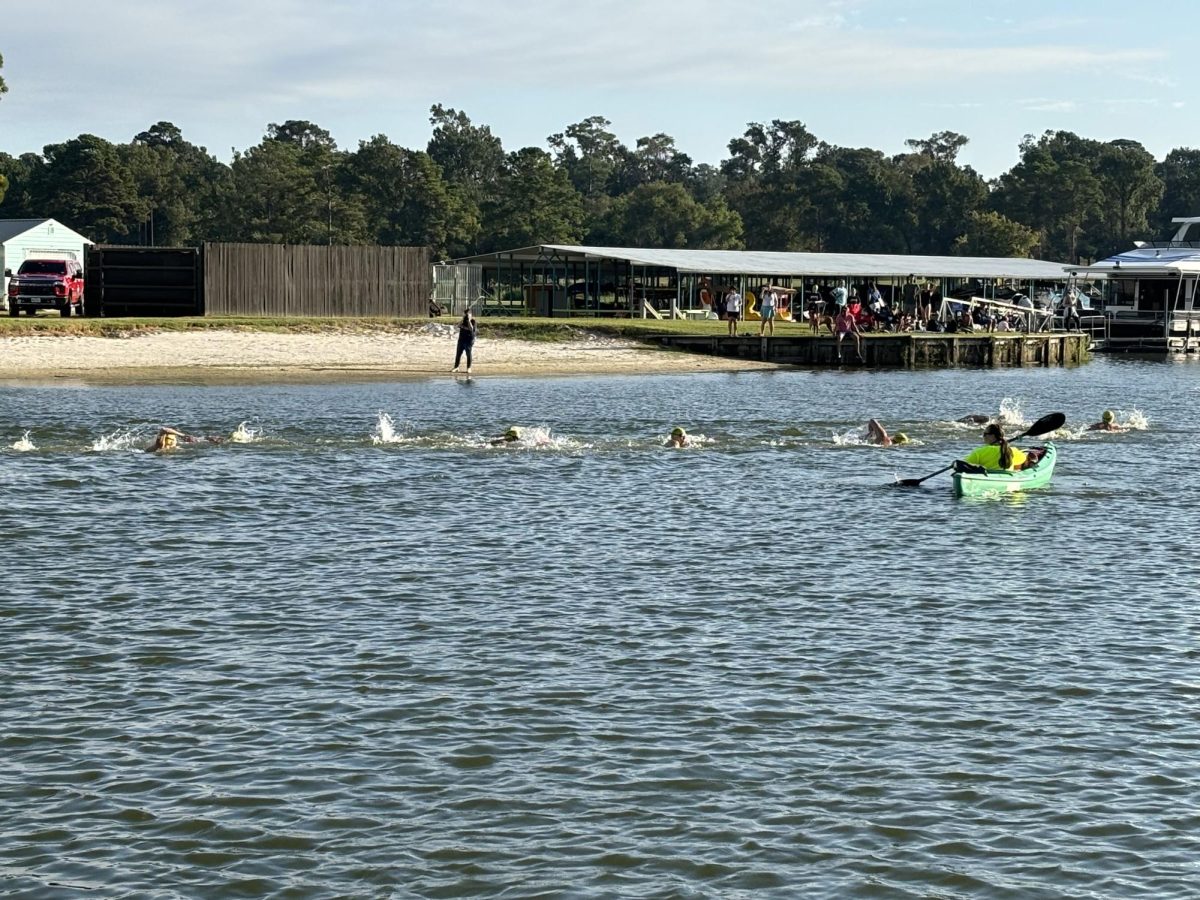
{"left": 0, "top": 314, "right": 1059, "bottom": 342}
{"left": 0, "top": 315, "right": 821, "bottom": 341}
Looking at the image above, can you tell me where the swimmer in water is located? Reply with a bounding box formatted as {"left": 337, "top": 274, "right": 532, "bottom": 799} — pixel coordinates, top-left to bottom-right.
{"left": 957, "top": 414, "right": 991, "bottom": 425}
{"left": 865, "top": 419, "right": 910, "bottom": 446}
{"left": 146, "top": 427, "right": 224, "bottom": 453}
{"left": 667, "top": 426, "right": 690, "bottom": 448}
{"left": 1088, "top": 409, "right": 1122, "bottom": 432}
{"left": 490, "top": 426, "right": 522, "bottom": 446}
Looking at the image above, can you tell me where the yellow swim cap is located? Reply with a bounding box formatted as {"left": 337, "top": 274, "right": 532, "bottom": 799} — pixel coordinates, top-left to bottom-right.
{"left": 505, "top": 427, "right": 521, "bottom": 440}
{"left": 1102, "top": 410, "right": 1114, "bottom": 423}
{"left": 671, "top": 426, "right": 686, "bottom": 437}
{"left": 893, "top": 432, "right": 909, "bottom": 444}
{"left": 161, "top": 433, "right": 178, "bottom": 450}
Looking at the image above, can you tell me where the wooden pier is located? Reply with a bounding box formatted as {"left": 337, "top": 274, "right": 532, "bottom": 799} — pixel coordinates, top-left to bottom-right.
{"left": 654, "top": 331, "right": 1091, "bottom": 368}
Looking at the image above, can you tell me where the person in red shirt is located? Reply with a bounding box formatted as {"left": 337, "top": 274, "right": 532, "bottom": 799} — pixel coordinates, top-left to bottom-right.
{"left": 835, "top": 306, "right": 863, "bottom": 362}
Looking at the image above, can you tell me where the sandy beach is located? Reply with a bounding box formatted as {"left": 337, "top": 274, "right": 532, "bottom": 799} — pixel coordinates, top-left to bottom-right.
{"left": 0, "top": 322, "right": 779, "bottom": 384}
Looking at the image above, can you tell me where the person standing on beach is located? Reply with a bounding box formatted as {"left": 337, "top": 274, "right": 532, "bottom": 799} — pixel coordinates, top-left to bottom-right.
{"left": 452, "top": 308, "right": 477, "bottom": 374}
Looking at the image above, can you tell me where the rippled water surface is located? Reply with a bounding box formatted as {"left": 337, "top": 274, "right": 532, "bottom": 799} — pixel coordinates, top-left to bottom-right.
{"left": 3, "top": 357, "right": 1199, "bottom": 898}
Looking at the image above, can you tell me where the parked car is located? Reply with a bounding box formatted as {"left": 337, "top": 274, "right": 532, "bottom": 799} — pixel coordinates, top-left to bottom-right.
{"left": 6, "top": 258, "right": 85, "bottom": 317}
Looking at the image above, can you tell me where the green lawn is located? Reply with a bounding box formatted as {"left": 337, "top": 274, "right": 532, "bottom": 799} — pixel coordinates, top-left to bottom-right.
{"left": 0, "top": 315, "right": 825, "bottom": 340}
{"left": 0, "top": 314, "right": 1045, "bottom": 341}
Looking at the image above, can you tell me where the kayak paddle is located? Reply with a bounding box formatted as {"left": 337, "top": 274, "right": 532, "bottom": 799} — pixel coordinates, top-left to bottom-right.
{"left": 894, "top": 411, "right": 1066, "bottom": 487}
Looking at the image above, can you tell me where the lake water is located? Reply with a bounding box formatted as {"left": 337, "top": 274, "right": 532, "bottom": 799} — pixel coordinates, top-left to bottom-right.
{"left": 3, "top": 356, "right": 1199, "bottom": 898}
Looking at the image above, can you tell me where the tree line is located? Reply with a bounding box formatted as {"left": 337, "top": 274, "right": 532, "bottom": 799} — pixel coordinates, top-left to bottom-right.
{"left": 2, "top": 100, "right": 1199, "bottom": 264}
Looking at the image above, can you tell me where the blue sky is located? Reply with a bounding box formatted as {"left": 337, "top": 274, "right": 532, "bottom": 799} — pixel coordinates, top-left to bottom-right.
{"left": 0, "top": 0, "right": 1194, "bottom": 178}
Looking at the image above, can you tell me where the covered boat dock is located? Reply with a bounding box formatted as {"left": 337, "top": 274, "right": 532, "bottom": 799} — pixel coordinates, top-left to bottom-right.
{"left": 443, "top": 245, "right": 1070, "bottom": 320}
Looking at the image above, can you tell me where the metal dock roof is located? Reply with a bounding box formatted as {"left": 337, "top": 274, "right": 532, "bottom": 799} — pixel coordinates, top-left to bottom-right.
{"left": 458, "top": 244, "right": 1069, "bottom": 280}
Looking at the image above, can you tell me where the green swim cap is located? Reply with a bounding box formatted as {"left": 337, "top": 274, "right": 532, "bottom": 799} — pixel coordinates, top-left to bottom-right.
{"left": 893, "top": 432, "right": 909, "bottom": 444}
{"left": 671, "top": 426, "right": 686, "bottom": 437}
{"left": 1102, "top": 410, "right": 1114, "bottom": 423}
{"left": 505, "top": 427, "right": 521, "bottom": 440}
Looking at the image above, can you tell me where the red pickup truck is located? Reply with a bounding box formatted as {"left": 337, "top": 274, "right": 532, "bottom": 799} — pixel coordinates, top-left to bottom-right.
{"left": 7, "top": 258, "right": 86, "bottom": 317}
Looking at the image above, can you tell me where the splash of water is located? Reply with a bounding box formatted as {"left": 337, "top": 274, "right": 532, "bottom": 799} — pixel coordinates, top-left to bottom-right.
{"left": 832, "top": 428, "right": 872, "bottom": 446}
{"left": 11, "top": 431, "right": 37, "bottom": 452}
{"left": 1053, "top": 424, "right": 1089, "bottom": 441}
{"left": 997, "top": 398, "right": 1028, "bottom": 428}
{"left": 490, "top": 425, "right": 583, "bottom": 450}
{"left": 230, "top": 420, "right": 262, "bottom": 443}
{"left": 1124, "top": 409, "right": 1150, "bottom": 430}
{"left": 91, "top": 427, "right": 145, "bottom": 452}
{"left": 671, "top": 433, "right": 713, "bottom": 449}
{"left": 372, "top": 412, "right": 404, "bottom": 445}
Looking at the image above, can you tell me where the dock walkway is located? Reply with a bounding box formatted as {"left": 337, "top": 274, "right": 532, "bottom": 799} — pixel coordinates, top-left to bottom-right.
{"left": 654, "top": 332, "right": 1090, "bottom": 368}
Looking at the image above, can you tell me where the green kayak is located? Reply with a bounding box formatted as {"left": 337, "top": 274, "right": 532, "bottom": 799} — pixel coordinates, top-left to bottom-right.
{"left": 952, "top": 442, "right": 1057, "bottom": 498}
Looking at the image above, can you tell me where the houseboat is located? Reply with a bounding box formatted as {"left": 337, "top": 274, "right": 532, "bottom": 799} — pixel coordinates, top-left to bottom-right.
{"left": 1067, "top": 217, "right": 1200, "bottom": 353}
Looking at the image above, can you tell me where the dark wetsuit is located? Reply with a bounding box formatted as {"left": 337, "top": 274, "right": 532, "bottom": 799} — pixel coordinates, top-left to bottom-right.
{"left": 455, "top": 313, "right": 476, "bottom": 370}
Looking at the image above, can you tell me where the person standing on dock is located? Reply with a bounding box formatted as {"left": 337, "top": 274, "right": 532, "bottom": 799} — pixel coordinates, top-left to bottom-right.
{"left": 758, "top": 285, "right": 777, "bottom": 336}
{"left": 725, "top": 287, "right": 743, "bottom": 336}
{"left": 832, "top": 283, "right": 848, "bottom": 309}
{"left": 1015, "top": 294, "right": 1034, "bottom": 332}
{"left": 903, "top": 277, "right": 919, "bottom": 319}
{"left": 917, "top": 285, "right": 933, "bottom": 328}
{"left": 1062, "top": 288, "right": 1081, "bottom": 331}
{"left": 452, "top": 308, "right": 477, "bottom": 374}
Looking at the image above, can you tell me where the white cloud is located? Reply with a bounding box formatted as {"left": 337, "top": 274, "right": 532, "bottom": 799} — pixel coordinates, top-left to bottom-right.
{"left": 788, "top": 14, "right": 848, "bottom": 30}
{"left": 1018, "top": 99, "right": 1079, "bottom": 113}
{"left": 1122, "top": 72, "right": 1178, "bottom": 88}
{"left": 0, "top": 0, "right": 1187, "bottom": 174}
{"left": 1102, "top": 98, "right": 1163, "bottom": 108}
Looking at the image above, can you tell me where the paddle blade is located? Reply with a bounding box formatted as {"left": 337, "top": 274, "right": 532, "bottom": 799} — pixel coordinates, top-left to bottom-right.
{"left": 1019, "top": 412, "right": 1066, "bottom": 439}
{"left": 893, "top": 462, "right": 954, "bottom": 488}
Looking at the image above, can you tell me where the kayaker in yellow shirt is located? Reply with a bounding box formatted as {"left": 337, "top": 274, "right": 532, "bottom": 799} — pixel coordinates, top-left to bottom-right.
{"left": 961, "top": 422, "right": 1026, "bottom": 471}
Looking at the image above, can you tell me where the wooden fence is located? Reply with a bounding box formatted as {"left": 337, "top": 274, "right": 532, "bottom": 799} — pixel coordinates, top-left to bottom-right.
{"left": 202, "top": 243, "right": 431, "bottom": 317}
